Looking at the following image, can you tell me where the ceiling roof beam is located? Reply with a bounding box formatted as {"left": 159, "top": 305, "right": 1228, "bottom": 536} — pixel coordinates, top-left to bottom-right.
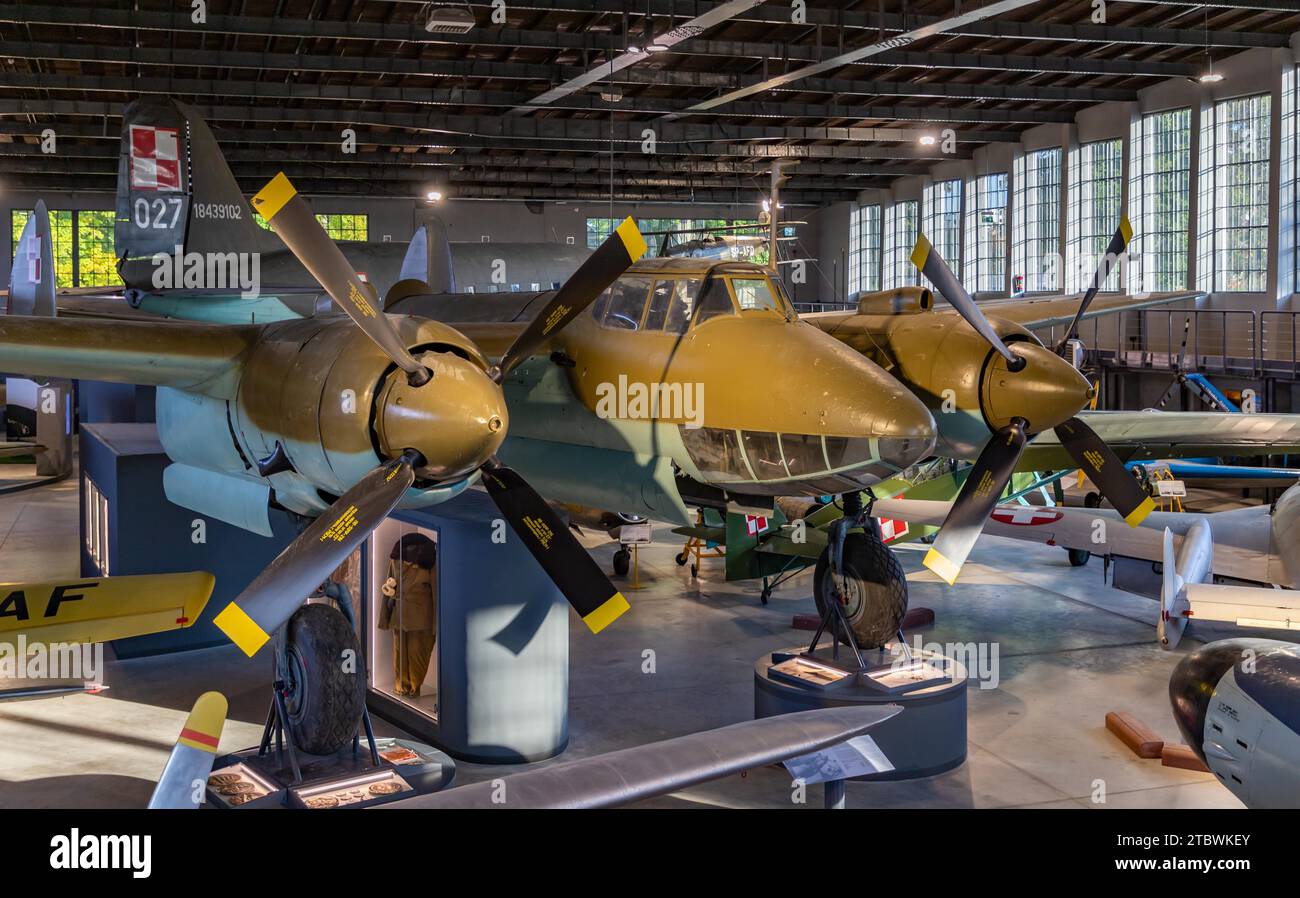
{"left": 0, "top": 86, "right": 1019, "bottom": 145}
{"left": 0, "top": 44, "right": 1141, "bottom": 101}
{"left": 0, "top": 73, "right": 1075, "bottom": 124}
{"left": 0, "top": 4, "right": 1284, "bottom": 54}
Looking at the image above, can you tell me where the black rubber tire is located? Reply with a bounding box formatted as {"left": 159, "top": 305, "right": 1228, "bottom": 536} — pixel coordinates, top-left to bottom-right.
{"left": 613, "top": 549, "right": 630, "bottom": 577}
{"left": 690, "top": 563, "right": 699, "bottom": 578}
{"left": 1084, "top": 491, "right": 1102, "bottom": 509}
{"left": 282, "top": 603, "right": 365, "bottom": 756}
{"left": 1067, "top": 547, "right": 1091, "bottom": 567}
{"left": 675, "top": 552, "right": 689, "bottom": 566}
{"left": 813, "top": 530, "right": 908, "bottom": 648}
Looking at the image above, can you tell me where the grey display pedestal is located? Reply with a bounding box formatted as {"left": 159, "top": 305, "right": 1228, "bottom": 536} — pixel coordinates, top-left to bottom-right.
{"left": 754, "top": 645, "right": 968, "bottom": 781}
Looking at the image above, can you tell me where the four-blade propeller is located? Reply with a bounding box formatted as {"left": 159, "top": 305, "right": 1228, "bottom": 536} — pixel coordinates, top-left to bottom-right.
{"left": 215, "top": 175, "right": 647, "bottom": 655}
{"left": 915, "top": 234, "right": 1154, "bottom": 585}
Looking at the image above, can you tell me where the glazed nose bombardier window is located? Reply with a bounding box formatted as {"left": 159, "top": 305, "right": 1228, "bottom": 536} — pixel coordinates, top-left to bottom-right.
{"left": 730, "top": 277, "right": 781, "bottom": 313}
{"left": 593, "top": 276, "right": 653, "bottom": 330}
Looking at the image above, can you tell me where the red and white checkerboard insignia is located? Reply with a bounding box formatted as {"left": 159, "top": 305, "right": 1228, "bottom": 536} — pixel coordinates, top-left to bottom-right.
{"left": 990, "top": 506, "right": 1063, "bottom": 526}
{"left": 876, "top": 494, "right": 909, "bottom": 543}
{"left": 745, "top": 515, "right": 768, "bottom": 536}
{"left": 129, "top": 124, "right": 182, "bottom": 191}
{"left": 878, "top": 517, "right": 909, "bottom": 543}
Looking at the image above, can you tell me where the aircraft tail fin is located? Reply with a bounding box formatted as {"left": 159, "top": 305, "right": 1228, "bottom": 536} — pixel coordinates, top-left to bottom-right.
{"left": 400, "top": 217, "right": 455, "bottom": 294}
{"left": 7, "top": 200, "right": 55, "bottom": 316}
{"left": 147, "top": 691, "right": 228, "bottom": 809}
{"left": 115, "top": 98, "right": 280, "bottom": 290}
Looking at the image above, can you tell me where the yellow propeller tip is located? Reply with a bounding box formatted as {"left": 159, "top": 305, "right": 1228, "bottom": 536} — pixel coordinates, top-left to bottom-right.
{"left": 923, "top": 547, "right": 961, "bottom": 585}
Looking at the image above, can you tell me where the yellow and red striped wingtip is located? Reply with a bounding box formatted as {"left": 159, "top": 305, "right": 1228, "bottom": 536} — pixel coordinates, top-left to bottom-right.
{"left": 176, "top": 691, "right": 227, "bottom": 754}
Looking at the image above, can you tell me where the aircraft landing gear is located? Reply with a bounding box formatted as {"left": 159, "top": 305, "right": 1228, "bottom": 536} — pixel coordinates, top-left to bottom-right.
{"left": 613, "top": 547, "right": 631, "bottom": 577}
{"left": 277, "top": 603, "right": 367, "bottom": 757}
{"left": 812, "top": 492, "right": 908, "bottom": 648}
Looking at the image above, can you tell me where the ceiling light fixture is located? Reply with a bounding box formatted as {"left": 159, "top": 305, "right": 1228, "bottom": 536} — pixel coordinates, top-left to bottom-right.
{"left": 426, "top": 190, "right": 443, "bottom": 203}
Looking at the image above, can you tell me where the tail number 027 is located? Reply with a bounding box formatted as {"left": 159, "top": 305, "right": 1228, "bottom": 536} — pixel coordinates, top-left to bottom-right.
{"left": 134, "top": 196, "right": 185, "bottom": 230}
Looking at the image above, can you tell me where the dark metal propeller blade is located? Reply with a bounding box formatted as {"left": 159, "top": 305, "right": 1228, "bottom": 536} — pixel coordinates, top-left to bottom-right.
{"left": 1055, "top": 216, "right": 1133, "bottom": 354}
{"left": 252, "top": 172, "right": 430, "bottom": 386}
{"left": 480, "top": 461, "right": 630, "bottom": 633}
{"left": 923, "top": 418, "right": 1029, "bottom": 585}
{"left": 1054, "top": 416, "right": 1155, "bottom": 527}
{"left": 495, "top": 217, "right": 647, "bottom": 379}
{"left": 911, "top": 234, "right": 1023, "bottom": 370}
{"left": 213, "top": 452, "right": 419, "bottom": 656}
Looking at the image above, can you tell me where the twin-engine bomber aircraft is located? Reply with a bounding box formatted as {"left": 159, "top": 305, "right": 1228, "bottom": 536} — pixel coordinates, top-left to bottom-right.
{"left": 0, "top": 175, "right": 939, "bottom": 660}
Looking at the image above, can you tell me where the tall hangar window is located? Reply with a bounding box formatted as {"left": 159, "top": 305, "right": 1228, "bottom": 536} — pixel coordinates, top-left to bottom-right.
{"left": 1197, "top": 94, "right": 1271, "bottom": 293}
{"left": 922, "top": 179, "right": 962, "bottom": 291}
{"left": 847, "top": 204, "right": 881, "bottom": 296}
{"left": 964, "top": 172, "right": 1007, "bottom": 294}
{"left": 883, "top": 201, "right": 920, "bottom": 289}
{"left": 10, "top": 209, "right": 118, "bottom": 288}
{"left": 1129, "top": 108, "right": 1192, "bottom": 292}
{"left": 1012, "top": 147, "right": 1062, "bottom": 294}
{"left": 255, "top": 211, "right": 369, "bottom": 241}
{"left": 1283, "top": 66, "right": 1299, "bottom": 297}
{"left": 1066, "top": 138, "right": 1123, "bottom": 294}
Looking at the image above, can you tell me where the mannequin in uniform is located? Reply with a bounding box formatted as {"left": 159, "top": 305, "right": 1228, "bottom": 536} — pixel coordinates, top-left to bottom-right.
{"left": 378, "top": 533, "right": 438, "bottom": 697}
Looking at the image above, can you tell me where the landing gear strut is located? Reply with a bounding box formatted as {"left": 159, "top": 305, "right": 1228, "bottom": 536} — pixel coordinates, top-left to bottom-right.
{"left": 812, "top": 491, "right": 908, "bottom": 648}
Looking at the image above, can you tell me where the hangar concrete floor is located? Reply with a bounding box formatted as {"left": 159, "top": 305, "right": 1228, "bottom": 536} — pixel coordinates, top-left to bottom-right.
{"left": 0, "top": 462, "right": 1244, "bottom": 809}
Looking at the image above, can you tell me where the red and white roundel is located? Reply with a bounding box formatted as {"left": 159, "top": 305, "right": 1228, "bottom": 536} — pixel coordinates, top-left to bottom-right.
{"left": 989, "top": 506, "right": 1063, "bottom": 526}
{"left": 129, "top": 125, "right": 182, "bottom": 191}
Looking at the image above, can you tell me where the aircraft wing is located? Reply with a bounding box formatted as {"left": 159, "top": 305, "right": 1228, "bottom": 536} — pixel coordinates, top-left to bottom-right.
{"left": 1183, "top": 583, "right": 1300, "bottom": 632}
{"left": 0, "top": 316, "right": 257, "bottom": 397}
{"left": 384, "top": 705, "right": 899, "bottom": 809}
{"left": 1019, "top": 410, "right": 1300, "bottom": 470}
{"left": 0, "top": 572, "right": 215, "bottom": 648}
{"left": 873, "top": 496, "right": 1276, "bottom": 584}
{"left": 978, "top": 290, "right": 1202, "bottom": 330}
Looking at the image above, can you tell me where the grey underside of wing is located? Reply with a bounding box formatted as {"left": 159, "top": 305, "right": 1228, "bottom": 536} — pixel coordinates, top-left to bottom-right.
{"left": 386, "top": 705, "right": 900, "bottom": 809}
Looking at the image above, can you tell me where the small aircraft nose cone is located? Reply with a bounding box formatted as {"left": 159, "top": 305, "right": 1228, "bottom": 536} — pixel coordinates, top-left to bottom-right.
{"left": 980, "top": 342, "right": 1094, "bottom": 433}
{"left": 377, "top": 352, "right": 509, "bottom": 480}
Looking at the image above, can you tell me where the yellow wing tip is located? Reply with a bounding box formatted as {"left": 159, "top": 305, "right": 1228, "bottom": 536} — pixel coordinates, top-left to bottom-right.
{"left": 251, "top": 172, "right": 298, "bottom": 221}
{"left": 1124, "top": 496, "right": 1156, "bottom": 528}
{"left": 213, "top": 602, "right": 270, "bottom": 657}
{"left": 1119, "top": 216, "right": 1134, "bottom": 243}
{"left": 615, "top": 217, "right": 648, "bottom": 263}
{"left": 910, "top": 234, "right": 932, "bottom": 271}
{"left": 582, "top": 592, "right": 631, "bottom": 634}
{"left": 923, "top": 547, "right": 960, "bottom": 585}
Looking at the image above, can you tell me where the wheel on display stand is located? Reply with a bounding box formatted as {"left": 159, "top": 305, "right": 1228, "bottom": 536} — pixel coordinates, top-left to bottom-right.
{"left": 280, "top": 603, "right": 366, "bottom": 756}
{"left": 613, "top": 547, "right": 631, "bottom": 577}
{"left": 812, "top": 527, "right": 908, "bottom": 649}
{"left": 1067, "top": 547, "right": 1091, "bottom": 566}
